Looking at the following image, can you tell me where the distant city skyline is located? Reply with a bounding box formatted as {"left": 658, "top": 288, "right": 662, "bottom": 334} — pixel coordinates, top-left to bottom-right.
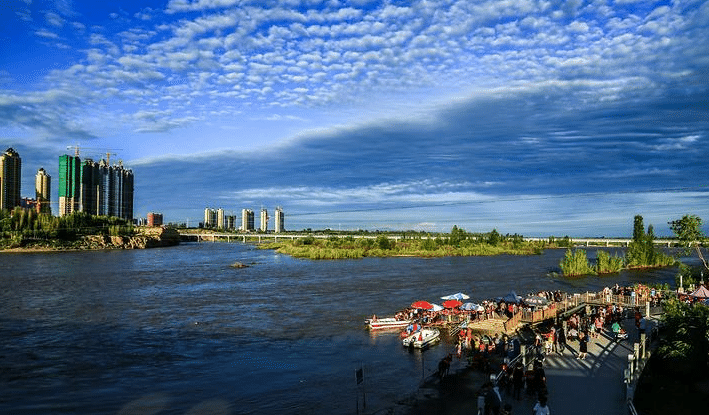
{"left": 2, "top": 1, "right": 708, "bottom": 236}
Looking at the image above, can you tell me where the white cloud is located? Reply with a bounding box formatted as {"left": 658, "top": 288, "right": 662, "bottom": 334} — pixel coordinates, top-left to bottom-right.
{"left": 35, "top": 29, "right": 59, "bottom": 39}
{"left": 45, "top": 11, "right": 65, "bottom": 27}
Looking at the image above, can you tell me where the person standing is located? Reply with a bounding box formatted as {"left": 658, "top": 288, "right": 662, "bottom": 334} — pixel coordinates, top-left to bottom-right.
{"left": 485, "top": 382, "right": 502, "bottom": 415}
{"left": 577, "top": 331, "right": 588, "bottom": 359}
{"left": 556, "top": 325, "right": 566, "bottom": 355}
{"left": 512, "top": 361, "right": 524, "bottom": 400}
{"left": 532, "top": 396, "right": 550, "bottom": 415}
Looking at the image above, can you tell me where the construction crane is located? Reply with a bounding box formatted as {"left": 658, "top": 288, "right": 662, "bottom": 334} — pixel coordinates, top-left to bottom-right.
{"left": 66, "top": 145, "right": 124, "bottom": 164}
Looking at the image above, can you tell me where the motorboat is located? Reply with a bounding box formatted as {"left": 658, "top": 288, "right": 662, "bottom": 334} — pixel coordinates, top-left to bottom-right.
{"left": 402, "top": 327, "right": 440, "bottom": 349}
{"left": 366, "top": 317, "right": 411, "bottom": 330}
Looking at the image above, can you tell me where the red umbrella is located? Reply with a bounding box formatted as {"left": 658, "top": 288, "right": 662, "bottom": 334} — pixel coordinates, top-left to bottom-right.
{"left": 411, "top": 300, "right": 434, "bottom": 310}
{"left": 442, "top": 299, "right": 463, "bottom": 308}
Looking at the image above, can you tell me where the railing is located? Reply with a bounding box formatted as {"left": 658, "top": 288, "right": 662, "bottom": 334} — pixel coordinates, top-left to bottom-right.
{"left": 520, "top": 303, "right": 558, "bottom": 323}
{"left": 624, "top": 323, "right": 659, "bottom": 414}
{"left": 503, "top": 311, "right": 523, "bottom": 332}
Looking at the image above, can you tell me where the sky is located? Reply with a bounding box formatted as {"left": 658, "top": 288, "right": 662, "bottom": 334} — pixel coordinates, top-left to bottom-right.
{"left": 1, "top": 0, "right": 708, "bottom": 236}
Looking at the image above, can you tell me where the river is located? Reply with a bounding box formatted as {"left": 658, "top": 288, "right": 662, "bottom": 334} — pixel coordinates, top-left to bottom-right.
{"left": 0, "top": 243, "right": 687, "bottom": 414}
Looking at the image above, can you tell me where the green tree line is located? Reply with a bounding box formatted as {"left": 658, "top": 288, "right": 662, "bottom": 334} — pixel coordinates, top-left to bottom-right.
{"left": 0, "top": 208, "right": 133, "bottom": 248}
{"left": 559, "top": 215, "right": 682, "bottom": 277}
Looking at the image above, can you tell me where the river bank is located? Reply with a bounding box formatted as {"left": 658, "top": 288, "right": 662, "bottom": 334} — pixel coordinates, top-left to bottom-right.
{"left": 0, "top": 226, "right": 180, "bottom": 253}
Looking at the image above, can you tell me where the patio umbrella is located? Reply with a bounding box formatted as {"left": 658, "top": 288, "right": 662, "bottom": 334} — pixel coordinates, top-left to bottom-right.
{"left": 431, "top": 303, "right": 444, "bottom": 312}
{"left": 440, "top": 292, "right": 470, "bottom": 300}
{"left": 411, "top": 300, "right": 434, "bottom": 310}
{"left": 461, "top": 302, "right": 484, "bottom": 312}
{"left": 524, "top": 295, "right": 549, "bottom": 306}
{"left": 442, "top": 299, "right": 463, "bottom": 308}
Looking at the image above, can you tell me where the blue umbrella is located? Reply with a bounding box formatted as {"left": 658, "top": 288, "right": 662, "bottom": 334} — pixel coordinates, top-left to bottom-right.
{"left": 501, "top": 291, "right": 522, "bottom": 304}
{"left": 441, "top": 292, "right": 470, "bottom": 300}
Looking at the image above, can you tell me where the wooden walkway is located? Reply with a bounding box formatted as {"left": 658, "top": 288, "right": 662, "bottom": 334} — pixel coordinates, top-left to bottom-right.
{"left": 492, "top": 293, "right": 660, "bottom": 415}
{"left": 461, "top": 290, "right": 655, "bottom": 335}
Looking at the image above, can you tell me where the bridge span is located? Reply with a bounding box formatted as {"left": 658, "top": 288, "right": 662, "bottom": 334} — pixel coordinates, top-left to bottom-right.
{"left": 177, "top": 231, "right": 677, "bottom": 247}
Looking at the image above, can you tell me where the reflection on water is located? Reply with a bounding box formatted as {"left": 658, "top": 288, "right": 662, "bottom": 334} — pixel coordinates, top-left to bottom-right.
{"left": 0, "top": 243, "right": 684, "bottom": 414}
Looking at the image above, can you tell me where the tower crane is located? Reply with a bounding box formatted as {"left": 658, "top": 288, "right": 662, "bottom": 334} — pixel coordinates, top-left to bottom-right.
{"left": 66, "top": 145, "right": 124, "bottom": 164}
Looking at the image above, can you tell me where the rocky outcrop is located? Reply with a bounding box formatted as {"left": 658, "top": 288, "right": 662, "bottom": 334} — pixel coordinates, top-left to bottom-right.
{"left": 81, "top": 227, "right": 180, "bottom": 250}
{"left": 136, "top": 226, "right": 181, "bottom": 248}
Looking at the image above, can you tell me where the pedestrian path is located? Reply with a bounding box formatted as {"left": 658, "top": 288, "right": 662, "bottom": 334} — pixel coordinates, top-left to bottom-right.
{"left": 507, "top": 318, "right": 641, "bottom": 415}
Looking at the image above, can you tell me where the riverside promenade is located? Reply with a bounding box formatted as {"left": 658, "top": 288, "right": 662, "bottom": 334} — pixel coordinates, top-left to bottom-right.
{"left": 398, "top": 292, "right": 661, "bottom": 415}
{"left": 540, "top": 318, "right": 645, "bottom": 415}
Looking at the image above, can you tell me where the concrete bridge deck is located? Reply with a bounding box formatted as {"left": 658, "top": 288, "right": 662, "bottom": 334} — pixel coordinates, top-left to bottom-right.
{"left": 178, "top": 231, "right": 678, "bottom": 247}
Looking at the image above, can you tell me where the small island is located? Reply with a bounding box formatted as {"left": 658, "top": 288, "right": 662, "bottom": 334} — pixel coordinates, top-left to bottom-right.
{"left": 258, "top": 226, "right": 569, "bottom": 259}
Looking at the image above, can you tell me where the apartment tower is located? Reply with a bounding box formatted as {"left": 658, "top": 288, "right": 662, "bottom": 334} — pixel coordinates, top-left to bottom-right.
{"left": 274, "top": 206, "right": 285, "bottom": 233}
{"left": 241, "top": 209, "right": 254, "bottom": 231}
{"left": 58, "top": 154, "right": 80, "bottom": 216}
{"left": 35, "top": 167, "right": 51, "bottom": 214}
{"left": 259, "top": 208, "right": 268, "bottom": 232}
{"left": 0, "top": 148, "right": 21, "bottom": 211}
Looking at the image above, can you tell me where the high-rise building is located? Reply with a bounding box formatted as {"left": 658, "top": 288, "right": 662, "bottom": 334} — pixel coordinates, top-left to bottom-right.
{"left": 226, "top": 215, "right": 236, "bottom": 230}
{"left": 217, "top": 208, "right": 225, "bottom": 229}
{"left": 0, "top": 148, "right": 21, "bottom": 211}
{"left": 120, "top": 164, "right": 134, "bottom": 221}
{"left": 274, "top": 206, "right": 285, "bottom": 233}
{"left": 80, "top": 159, "right": 100, "bottom": 215}
{"left": 35, "top": 168, "right": 51, "bottom": 214}
{"left": 58, "top": 154, "right": 81, "bottom": 216}
{"left": 260, "top": 208, "right": 269, "bottom": 233}
{"left": 204, "top": 208, "right": 216, "bottom": 228}
{"left": 59, "top": 154, "right": 134, "bottom": 220}
{"left": 241, "top": 209, "right": 254, "bottom": 231}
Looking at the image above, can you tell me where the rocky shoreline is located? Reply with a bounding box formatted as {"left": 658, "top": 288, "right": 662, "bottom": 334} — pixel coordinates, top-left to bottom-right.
{"left": 0, "top": 227, "right": 180, "bottom": 252}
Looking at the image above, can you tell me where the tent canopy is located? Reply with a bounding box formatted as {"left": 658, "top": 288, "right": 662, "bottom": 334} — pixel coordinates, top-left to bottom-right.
{"left": 500, "top": 291, "right": 522, "bottom": 304}
{"left": 690, "top": 285, "right": 709, "bottom": 299}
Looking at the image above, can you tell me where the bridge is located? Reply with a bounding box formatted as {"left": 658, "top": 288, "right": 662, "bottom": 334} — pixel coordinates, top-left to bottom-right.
{"left": 178, "top": 231, "right": 678, "bottom": 247}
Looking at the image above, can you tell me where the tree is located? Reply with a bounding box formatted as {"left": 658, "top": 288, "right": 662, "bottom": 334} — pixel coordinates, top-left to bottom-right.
{"left": 627, "top": 215, "right": 652, "bottom": 267}
{"left": 449, "top": 225, "right": 467, "bottom": 246}
{"left": 560, "top": 248, "right": 595, "bottom": 276}
{"left": 487, "top": 229, "right": 501, "bottom": 246}
{"left": 375, "top": 235, "right": 391, "bottom": 250}
{"left": 645, "top": 224, "right": 656, "bottom": 265}
{"left": 669, "top": 214, "right": 708, "bottom": 272}
{"left": 633, "top": 214, "right": 645, "bottom": 242}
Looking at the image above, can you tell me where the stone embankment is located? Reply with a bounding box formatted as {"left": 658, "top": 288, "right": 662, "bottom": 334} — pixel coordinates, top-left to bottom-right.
{"left": 82, "top": 227, "right": 181, "bottom": 250}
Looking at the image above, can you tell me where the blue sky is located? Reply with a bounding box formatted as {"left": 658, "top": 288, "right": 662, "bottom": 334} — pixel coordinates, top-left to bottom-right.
{"left": 1, "top": 0, "right": 708, "bottom": 236}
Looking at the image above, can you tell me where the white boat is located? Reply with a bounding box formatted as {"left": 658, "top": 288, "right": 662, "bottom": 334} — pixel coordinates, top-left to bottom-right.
{"left": 366, "top": 317, "right": 411, "bottom": 330}
{"left": 402, "top": 327, "right": 440, "bottom": 349}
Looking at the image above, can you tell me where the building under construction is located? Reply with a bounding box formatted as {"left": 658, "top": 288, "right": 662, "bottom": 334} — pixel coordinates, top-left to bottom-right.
{"left": 58, "top": 152, "right": 134, "bottom": 221}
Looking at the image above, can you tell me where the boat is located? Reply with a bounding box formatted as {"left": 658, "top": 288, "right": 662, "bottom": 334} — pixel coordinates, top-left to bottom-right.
{"left": 402, "top": 327, "right": 441, "bottom": 349}
{"left": 366, "top": 317, "right": 412, "bottom": 330}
